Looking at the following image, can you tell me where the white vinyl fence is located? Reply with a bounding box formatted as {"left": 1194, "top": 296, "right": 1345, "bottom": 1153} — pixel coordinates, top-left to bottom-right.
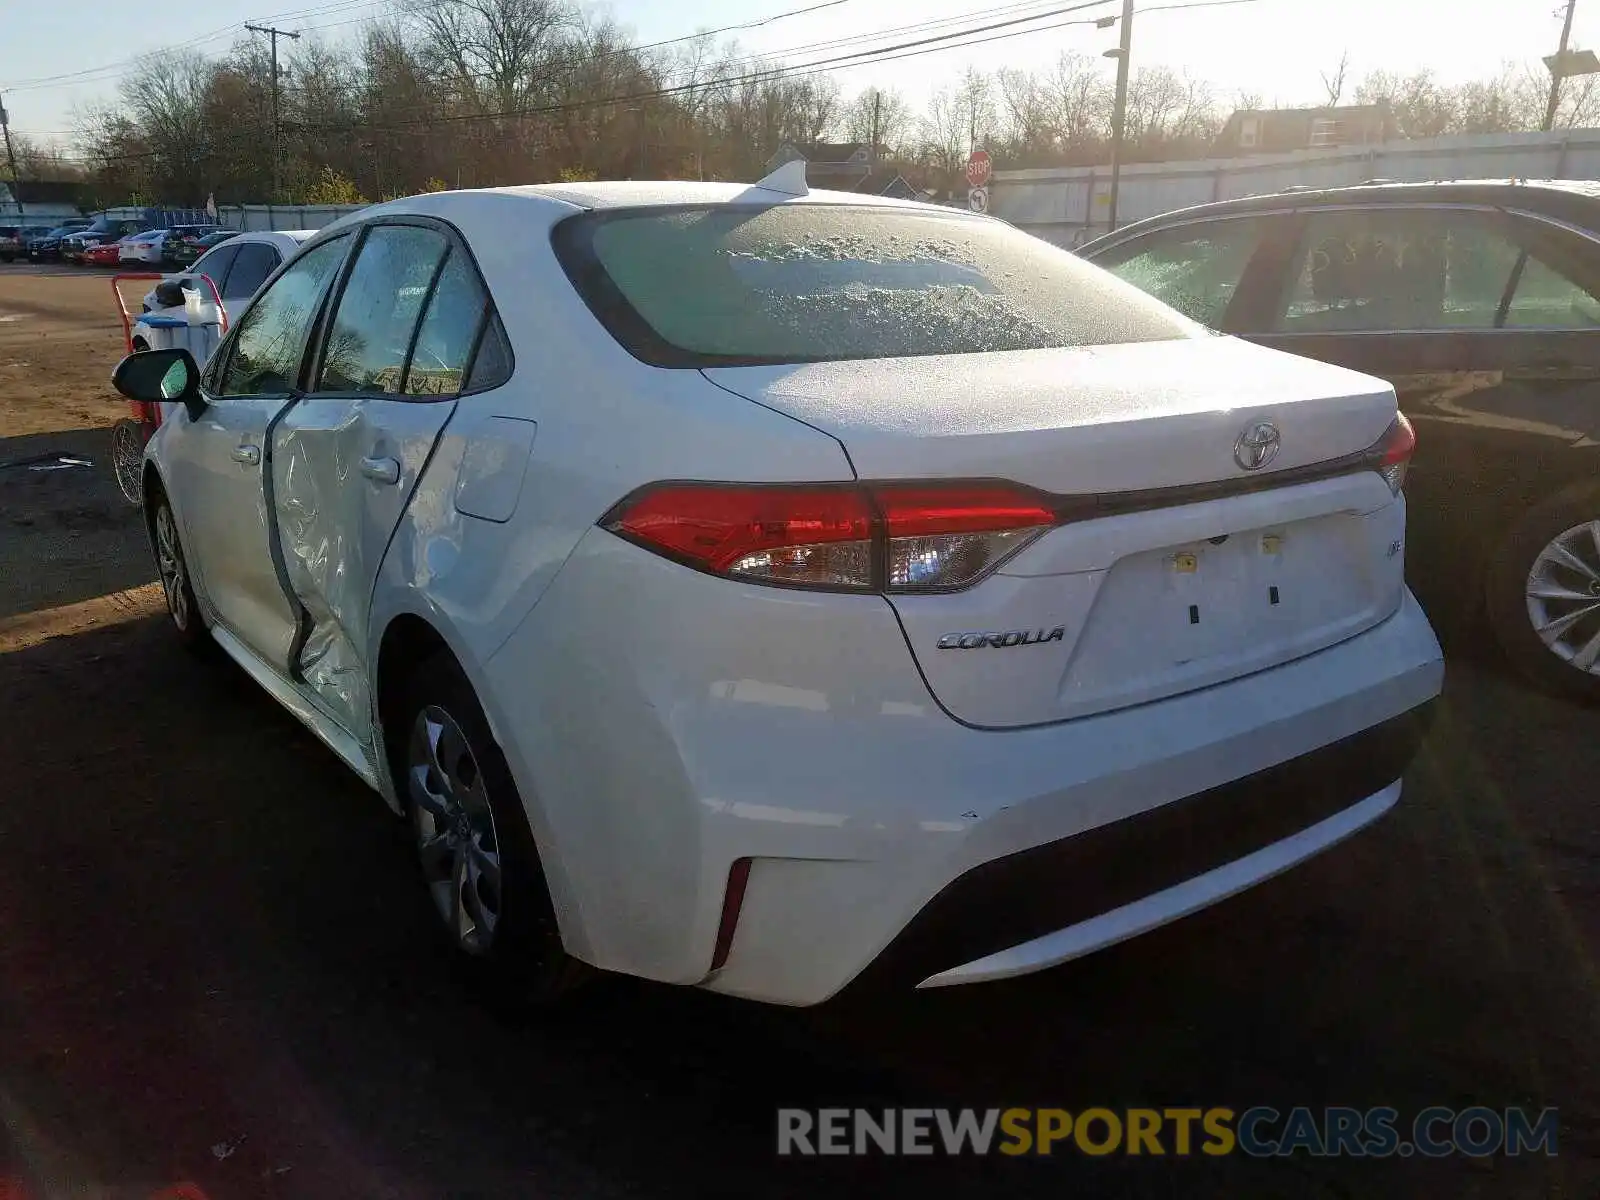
{"left": 994, "top": 129, "right": 1600, "bottom": 248}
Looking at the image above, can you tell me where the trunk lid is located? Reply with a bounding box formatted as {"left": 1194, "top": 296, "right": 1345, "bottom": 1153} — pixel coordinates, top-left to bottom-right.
{"left": 702, "top": 336, "right": 1395, "bottom": 492}
{"left": 704, "top": 336, "right": 1409, "bottom": 727}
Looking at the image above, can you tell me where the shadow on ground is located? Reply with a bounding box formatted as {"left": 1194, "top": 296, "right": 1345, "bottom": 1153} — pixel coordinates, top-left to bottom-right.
{"left": 0, "top": 428, "right": 152, "bottom": 619}
{"left": 0, "top": 604, "right": 1596, "bottom": 1199}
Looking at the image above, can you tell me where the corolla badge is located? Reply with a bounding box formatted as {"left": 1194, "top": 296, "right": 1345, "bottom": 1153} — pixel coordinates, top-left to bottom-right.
{"left": 937, "top": 627, "right": 1066, "bottom": 649}
{"left": 1233, "top": 421, "right": 1281, "bottom": 471}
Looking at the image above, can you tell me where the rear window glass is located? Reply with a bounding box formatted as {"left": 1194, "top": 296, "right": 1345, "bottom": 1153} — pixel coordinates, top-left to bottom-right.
{"left": 553, "top": 205, "right": 1195, "bottom": 366}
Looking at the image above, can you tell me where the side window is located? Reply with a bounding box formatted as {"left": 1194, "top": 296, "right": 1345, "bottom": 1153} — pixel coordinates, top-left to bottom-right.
{"left": 190, "top": 244, "right": 238, "bottom": 290}
{"left": 1503, "top": 253, "right": 1600, "bottom": 328}
{"left": 1273, "top": 208, "right": 1551, "bottom": 333}
{"left": 406, "top": 249, "right": 495, "bottom": 396}
{"left": 317, "top": 225, "right": 449, "bottom": 394}
{"left": 1095, "top": 220, "right": 1264, "bottom": 328}
{"left": 222, "top": 243, "right": 281, "bottom": 302}
{"left": 217, "top": 236, "right": 351, "bottom": 397}
{"left": 464, "top": 313, "right": 512, "bottom": 392}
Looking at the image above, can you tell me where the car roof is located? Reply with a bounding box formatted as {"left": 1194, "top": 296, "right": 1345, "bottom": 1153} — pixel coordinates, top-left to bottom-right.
{"left": 1084, "top": 179, "right": 1600, "bottom": 249}
{"left": 353, "top": 179, "right": 951, "bottom": 220}
{"left": 207, "top": 229, "right": 314, "bottom": 245}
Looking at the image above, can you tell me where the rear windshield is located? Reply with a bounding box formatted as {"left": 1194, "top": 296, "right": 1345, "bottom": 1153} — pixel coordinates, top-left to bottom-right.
{"left": 552, "top": 204, "right": 1196, "bottom": 366}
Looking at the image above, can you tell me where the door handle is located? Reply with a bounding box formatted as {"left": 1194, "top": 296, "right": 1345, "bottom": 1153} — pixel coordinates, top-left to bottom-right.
{"left": 360, "top": 455, "right": 401, "bottom": 485}
{"left": 231, "top": 444, "right": 261, "bottom": 466}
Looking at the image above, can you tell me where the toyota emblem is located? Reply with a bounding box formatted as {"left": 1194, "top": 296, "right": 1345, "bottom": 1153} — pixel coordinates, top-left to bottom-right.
{"left": 1234, "top": 421, "right": 1281, "bottom": 471}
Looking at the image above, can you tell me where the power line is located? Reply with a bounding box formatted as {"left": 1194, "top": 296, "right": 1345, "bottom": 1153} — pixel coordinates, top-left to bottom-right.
{"left": 296, "top": 0, "right": 1078, "bottom": 101}
{"left": 297, "top": 0, "right": 1128, "bottom": 134}
{"left": 0, "top": 0, "right": 377, "bottom": 93}
{"left": 273, "top": 0, "right": 1076, "bottom": 129}
{"left": 62, "top": 0, "right": 1257, "bottom": 173}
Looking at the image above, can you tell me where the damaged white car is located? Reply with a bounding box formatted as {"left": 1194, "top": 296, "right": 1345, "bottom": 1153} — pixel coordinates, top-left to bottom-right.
{"left": 112, "top": 175, "right": 1443, "bottom": 1007}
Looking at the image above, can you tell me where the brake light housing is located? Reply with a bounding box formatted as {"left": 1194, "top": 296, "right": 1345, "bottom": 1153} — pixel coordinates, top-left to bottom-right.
{"left": 1371, "top": 412, "right": 1416, "bottom": 495}
{"left": 602, "top": 480, "right": 1056, "bottom": 594}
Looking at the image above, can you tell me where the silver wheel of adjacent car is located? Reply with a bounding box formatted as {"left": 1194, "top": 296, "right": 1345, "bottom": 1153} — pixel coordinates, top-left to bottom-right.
{"left": 1525, "top": 520, "right": 1600, "bottom": 676}
{"left": 154, "top": 501, "right": 191, "bottom": 632}
{"left": 110, "top": 419, "right": 146, "bottom": 505}
{"left": 409, "top": 705, "right": 503, "bottom": 955}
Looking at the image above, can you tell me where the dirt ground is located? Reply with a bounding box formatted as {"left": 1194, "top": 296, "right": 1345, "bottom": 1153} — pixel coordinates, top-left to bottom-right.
{"left": 1, "top": 262, "right": 1598, "bottom": 1199}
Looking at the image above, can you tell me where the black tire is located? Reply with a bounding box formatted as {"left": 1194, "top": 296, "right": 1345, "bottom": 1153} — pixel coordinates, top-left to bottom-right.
{"left": 1484, "top": 482, "right": 1600, "bottom": 705}
{"left": 147, "top": 482, "right": 211, "bottom": 655}
{"left": 399, "top": 652, "right": 590, "bottom": 1006}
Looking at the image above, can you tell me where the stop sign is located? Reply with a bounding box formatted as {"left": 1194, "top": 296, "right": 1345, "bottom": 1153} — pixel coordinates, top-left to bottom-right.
{"left": 965, "top": 149, "right": 992, "bottom": 188}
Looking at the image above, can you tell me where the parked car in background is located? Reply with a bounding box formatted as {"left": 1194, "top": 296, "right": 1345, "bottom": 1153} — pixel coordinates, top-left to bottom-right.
{"left": 0, "top": 224, "right": 52, "bottom": 262}
{"left": 26, "top": 220, "right": 92, "bottom": 261}
{"left": 61, "top": 229, "right": 115, "bottom": 264}
{"left": 131, "top": 230, "right": 313, "bottom": 352}
{"left": 85, "top": 235, "right": 139, "bottom": 267}
{"left": 160, "top": 225, "right": 224, "bottom": 266}
{"left": 167, "top": 230, "right": 234, "bottom": 268}
{"left": 119, "top": 229, "right": 177, "bottom": 265}
{"left": 112, "top": 181, "right": 1441, "bottom": 1009}
{"left": 1081, "top": 179, "right": 1600, "bottom": 701}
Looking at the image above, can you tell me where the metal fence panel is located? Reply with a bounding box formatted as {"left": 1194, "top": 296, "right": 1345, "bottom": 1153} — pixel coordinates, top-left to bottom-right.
{"left": 217, "top": 203, "right": 368, "bottom": 231}
{"left": 996, "top": 129, "right": 1600, "bottom": 248}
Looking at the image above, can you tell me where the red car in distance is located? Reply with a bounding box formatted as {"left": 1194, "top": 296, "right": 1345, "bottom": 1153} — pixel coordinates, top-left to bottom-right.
{"left": 84, "top": 237, "right": 133, "bottom": 267}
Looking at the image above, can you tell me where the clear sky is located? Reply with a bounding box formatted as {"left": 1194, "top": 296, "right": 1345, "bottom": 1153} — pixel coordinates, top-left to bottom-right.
{"left": 2, "top": 0, "right": 1594, "bottom": 146}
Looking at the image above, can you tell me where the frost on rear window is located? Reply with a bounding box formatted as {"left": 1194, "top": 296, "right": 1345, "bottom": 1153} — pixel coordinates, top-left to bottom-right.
{"left": 562, "top": 205, "right": 1195, "bottom": 365}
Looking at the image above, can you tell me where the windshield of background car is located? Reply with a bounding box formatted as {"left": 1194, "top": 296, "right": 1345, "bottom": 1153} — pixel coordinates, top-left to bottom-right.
{"left": 552, "top": 204, "right": 1198, "bottom": 366}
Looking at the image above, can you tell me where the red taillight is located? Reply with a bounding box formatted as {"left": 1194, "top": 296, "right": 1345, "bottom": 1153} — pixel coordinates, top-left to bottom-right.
{"left": 606, "top": 483, "right": 874, "bottom": 587}
{"left": 603, "top": 480, "right": 1056, "bottom": 593}
{"left": 1375, "top": 412, "right": 1416, "bottom": 494}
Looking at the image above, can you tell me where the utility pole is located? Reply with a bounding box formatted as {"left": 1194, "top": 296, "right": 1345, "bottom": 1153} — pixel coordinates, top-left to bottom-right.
{"left": 1544, "top": 0, "right": 1579, "bottom": 131}
{"left": 0, "top": 93, "right": 23, "bottom": 221}
{"left": 1104, "top": 0, "right": 1135, "bottom": 232}
{"left": 246, "top": 23, "right": 300, "bottom": 200}
{"left": 870, "top": 89, "right": 882, "bottom": 169}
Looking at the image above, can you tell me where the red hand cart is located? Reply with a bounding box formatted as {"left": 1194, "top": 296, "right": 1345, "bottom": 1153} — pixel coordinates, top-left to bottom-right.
{"left": 107, "top": 272, "right": 226, "bottom": 504}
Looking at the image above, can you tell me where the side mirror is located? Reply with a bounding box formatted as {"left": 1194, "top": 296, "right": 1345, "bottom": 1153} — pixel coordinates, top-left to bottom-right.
{"left": 112, "top": 347, "right": 204, "bottom": 419}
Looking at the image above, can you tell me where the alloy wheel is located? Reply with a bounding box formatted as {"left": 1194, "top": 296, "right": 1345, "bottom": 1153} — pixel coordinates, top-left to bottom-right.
{"left": 1525, "top": 520, "right": 1600, "bottom": 676}
{"left": 153, "top": 504, "right": 190, "bottom": 632}
{"left": 408, "top": 705, "right": 503, "bottom": 954}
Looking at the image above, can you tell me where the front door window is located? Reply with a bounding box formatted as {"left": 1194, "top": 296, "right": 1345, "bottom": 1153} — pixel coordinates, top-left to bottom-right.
{"left": 1096, "top": 219, "right": 1266, "bottom": 328}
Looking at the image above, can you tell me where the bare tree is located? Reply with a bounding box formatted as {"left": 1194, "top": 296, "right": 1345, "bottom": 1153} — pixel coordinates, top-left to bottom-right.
{"left": 842, "top": 87, "right": 913, "bottom": 154}
{"left": 996, "top": 66, "right": 1054, "bottom": 157}
{"left": 1355, "top": 69, "right": 1458, "bottom": 138}
{"left": 1321, "top": 51, "right": 1350, "bottom": 106}
{"left": 1044, "top": 51, "right": 1110, "bottom": 154}
{"left": 413, "top": 0, "right": 575, "bottom": 112}
{"left": 918, "top": 86, "right": 967, "bottom": 177}
{"left": 955, "top": 66, "right": 997, "bottom": 151}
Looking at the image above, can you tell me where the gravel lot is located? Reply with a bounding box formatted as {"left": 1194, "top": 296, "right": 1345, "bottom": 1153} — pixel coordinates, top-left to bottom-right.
{"left": 0, "top": 261, "right": 1596, "bottom": 1198}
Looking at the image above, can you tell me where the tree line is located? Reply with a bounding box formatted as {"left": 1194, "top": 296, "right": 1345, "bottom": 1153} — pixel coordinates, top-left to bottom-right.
{"left": 7, "top": 0, "right": 1600, "bottom": 208}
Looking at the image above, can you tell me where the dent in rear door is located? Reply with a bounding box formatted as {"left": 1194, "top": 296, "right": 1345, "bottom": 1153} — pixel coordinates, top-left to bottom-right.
{"left": 273, "top": 396, "right": 458, "bottom": 738}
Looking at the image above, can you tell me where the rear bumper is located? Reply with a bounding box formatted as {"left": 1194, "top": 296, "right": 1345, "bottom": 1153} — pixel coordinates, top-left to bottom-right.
{"left": 878, "top": 702, "right": 1432, "bottom": 991}
{"left": 485, "top": 529, "right": 1444, "bottom": 1007}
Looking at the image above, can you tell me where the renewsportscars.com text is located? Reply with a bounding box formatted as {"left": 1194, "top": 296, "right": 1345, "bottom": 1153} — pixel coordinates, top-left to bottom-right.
{"left": 776, "top": 1106, "right": 1558, "bottom": 1158}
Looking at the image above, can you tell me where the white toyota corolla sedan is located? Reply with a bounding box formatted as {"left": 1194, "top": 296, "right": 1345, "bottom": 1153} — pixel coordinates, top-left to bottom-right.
{"left": 112, "top": 170, "right": 1444, "bottom": 1007}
